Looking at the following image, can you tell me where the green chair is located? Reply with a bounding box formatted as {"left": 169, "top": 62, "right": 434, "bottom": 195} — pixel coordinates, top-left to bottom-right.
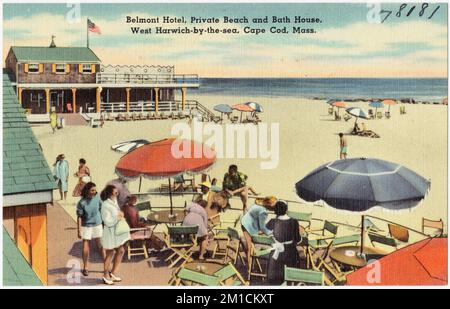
{"left": 173, "top": 268, "right": 221, "bottom": 286}
{"left": 368, "top": 232, "right": 397, "bottom": 250}
{"left": 307, "top": 220, "right": 339, "bottom": 250}
{"left": 331, "top": 234, "right": 360, "bottom": 247}
{"left": 214, "top": 262, "right": 248, "bottom": 286}
{"left": 211, "top": 215, "right": 242, "bottom": 261}
{"left": 225, "top": 227, "right": 246, "bottom": 266}
{"left": 248, "top": 235, "right": 275, "bottom": 281}
{"left": 287, "top": 211, "right": 312, "bottom": 230}
{"left": 164, "top": 225, "right": 199, "bottom": 268}
{"left": 282, "top": 266, "right": 324, "bottom": 286}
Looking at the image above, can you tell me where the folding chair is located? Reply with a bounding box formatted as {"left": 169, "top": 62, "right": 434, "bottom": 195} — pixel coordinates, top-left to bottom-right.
{"left": 127, "top": 227, "right": 152, "bottom": 260}
{"left": 214, "top": 262, "right": 249, "bottom": 286}
{"left": 376, "top": 111, "right": 383, "bottom": 119}
{"left": 388, "top": 224, "right": 409, "bottom": 243}
{"left": 287, "top": 211, "right": 312, "bottom": 230}
{"left": 307, "top": 220, "right": 339, "bottom": 250}
{"left": 368, "top": 232, "right": 397, "bottom": 250}
{"left": 164, "top": 225, "right": 199, "bottom": 268}
{"left": 172, "top": 267, "right": 221, "bottom": 286}
{"left": 282, "top": 266, "right": 324, "bottom": 286}
{"left": 225, "top": 227, "right": 246, "bottom": 266}
{"left": 248, "top": 235, "right": 274, "bottom": 281}
{"left": 210, "top": 215, "right": 241, "bottom": 261}
{"left": 422, "top": 218, "right": 444, "bottom": 237}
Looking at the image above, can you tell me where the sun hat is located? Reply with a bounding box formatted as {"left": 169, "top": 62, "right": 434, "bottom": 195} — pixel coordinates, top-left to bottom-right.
{"left": 200, "top": 181, "right": 211, "bottom": 189}
{"left": 255, "top": 196, "right": 277, "bottom": 207}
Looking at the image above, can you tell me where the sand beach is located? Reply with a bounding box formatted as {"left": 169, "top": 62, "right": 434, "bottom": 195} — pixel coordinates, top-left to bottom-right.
{"left": 31, "top": 94, "right": 447, "bottom": 244}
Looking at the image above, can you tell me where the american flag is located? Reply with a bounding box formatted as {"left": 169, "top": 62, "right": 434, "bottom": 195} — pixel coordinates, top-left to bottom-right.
{"left": 88, "top": 19, "right": 101, "bottom": 34}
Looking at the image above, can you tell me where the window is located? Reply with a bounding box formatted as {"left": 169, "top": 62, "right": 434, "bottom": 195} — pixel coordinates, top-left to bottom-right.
{"left": 28, "top": 63, "right": 39, "bottom": 73}
{"left": 56, "top": 63, "right": 66, "bottom": 74}
{"left": 82, "top": 64, "right": 92, "bottom": 73}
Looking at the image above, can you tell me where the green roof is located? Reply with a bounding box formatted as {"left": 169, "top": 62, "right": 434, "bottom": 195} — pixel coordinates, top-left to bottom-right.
{"left": 3, "top": 227, "right": 43, "bottom": 286}
{"left": 10, "top": 46, "right": 101, "bottom": 63}
{"left": 3, "top": 71, "right": 57, "bottom": 196}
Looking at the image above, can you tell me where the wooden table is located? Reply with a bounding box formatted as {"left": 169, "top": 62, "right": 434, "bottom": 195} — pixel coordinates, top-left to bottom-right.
{"left": 147, "top": 210, "right": 185, "bottom": 229}
{"left": 330, "top": 245, "right": 388, "bottom": 268}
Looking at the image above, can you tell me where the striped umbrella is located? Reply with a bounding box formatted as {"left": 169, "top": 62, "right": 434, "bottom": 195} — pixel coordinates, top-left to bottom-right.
{"left": 245, "top": 102, "right": 263, "bottom": 113}
{"left": 346, "top": 107, "right": 369, "bottom": 124}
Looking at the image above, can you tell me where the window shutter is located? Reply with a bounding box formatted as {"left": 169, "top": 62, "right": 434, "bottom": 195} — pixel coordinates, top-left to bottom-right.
{"left": 91, "top": 64, "right": 96, "bottom": 73}
{"left": 78, "top": 64, "right": 83, "bottom": 73}
{"left": 24, "top": 63, "right": 29, "bottom": 73}
{"left": 52, "top": 64, "right": 56, "bottom": 73}
{"left": 38, "top": 64, "right": 44, "bottom": 73}
{"left": 65, "top": 64, "right": 70, "bottom": 73}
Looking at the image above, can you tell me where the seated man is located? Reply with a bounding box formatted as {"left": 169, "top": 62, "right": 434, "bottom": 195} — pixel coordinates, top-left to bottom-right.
{"left": 222, "top": 165, "right": 259, "bottom": 211}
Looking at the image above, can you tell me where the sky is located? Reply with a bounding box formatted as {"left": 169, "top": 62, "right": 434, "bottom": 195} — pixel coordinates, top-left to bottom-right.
{"left": 3, "top": 2, "right": 448, "bottom": 78}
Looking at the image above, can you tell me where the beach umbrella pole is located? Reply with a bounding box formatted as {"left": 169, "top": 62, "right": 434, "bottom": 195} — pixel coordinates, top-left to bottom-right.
{"left": 168, "top": 178, "right": 174, "bottom": 215}
{"left": 139, "top": 176, "right": 142, "bottom": 192}
{"left": 360, "top": 215, "right": 365, "bottom": 254}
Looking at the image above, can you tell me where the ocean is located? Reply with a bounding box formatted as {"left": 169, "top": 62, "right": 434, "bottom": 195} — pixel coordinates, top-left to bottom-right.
{"left": 192, "top": 78, "right": 448, "bottom": 102}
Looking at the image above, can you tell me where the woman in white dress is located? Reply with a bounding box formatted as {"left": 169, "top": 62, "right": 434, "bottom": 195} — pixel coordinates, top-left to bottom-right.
{"left": 100, "top": 184, "right": 130, "bottom": 285}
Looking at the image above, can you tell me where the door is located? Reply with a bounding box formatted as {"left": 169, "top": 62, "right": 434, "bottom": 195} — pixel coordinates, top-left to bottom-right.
{"left": 50, "top": 91, "right": 64, "bottom": 113}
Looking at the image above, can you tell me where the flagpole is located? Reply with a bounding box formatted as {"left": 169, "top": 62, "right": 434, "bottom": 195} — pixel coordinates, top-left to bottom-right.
{"left": 86, "top": 18, "right": 89, "bottom": 48}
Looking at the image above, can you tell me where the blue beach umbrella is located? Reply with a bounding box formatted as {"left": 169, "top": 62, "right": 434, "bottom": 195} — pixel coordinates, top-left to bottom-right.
{"left": 369, "top": 101, "right": 385, "bottom": 119}
{"left": 245, "top": 102, "right": 263, "bottom": 113}
{"left": 295, "top": 158, "right": 430, "bottom": 212}
{"left": 213, "top": 104, "right": 233, "bottom": 122}
{"left": 295, "top": 157, "right": 430, "bottom": 253}
{"left": 213, "top": 104, "right": 233, "bottom": 114}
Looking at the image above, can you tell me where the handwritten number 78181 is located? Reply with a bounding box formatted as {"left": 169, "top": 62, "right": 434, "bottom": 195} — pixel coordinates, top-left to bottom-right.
{"left": 380, "top": 3, "right": 440, "bottom": 23}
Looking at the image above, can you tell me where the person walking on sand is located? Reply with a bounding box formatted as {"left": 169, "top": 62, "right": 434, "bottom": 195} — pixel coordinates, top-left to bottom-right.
{"left": 72, "top": 158, "right": 91, "bottom": 197}
{"left": 76, "top": 182, "right": 105, "bottom": 277}
{"left": 53, "top": 154, "right": 69, "bottom": 201}
{"left": 339, "top": 133, "right": 348, "bottom": 159}
{"left": 100, "top": 185, "right": 130, "bottom": 285}
{"left": 50, "top": 108, "right": 57, "bottom": 134}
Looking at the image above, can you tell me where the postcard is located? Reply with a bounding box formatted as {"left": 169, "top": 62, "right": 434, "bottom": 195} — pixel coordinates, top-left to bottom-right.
{"left": 1, "top": 1, "right": 448, "bottom": 290}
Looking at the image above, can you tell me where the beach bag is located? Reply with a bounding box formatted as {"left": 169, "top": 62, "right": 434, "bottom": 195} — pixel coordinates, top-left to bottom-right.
{"left": 114, "top": 219, "right": 130, "bottom": 236}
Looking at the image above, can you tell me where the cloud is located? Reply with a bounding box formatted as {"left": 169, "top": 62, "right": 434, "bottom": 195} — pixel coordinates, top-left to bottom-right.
{"left": 3, "top": 11, "right": 447, "bottom": 77}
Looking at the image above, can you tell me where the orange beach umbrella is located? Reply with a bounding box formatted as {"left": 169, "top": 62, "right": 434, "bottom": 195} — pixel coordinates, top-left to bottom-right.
{"left": 382, "top": 99, "right": 397, "bottom": 112}
{"left": 232, "top": 104, "right": 254, "bottom": 122}
{"left": 346, "top": 237, "right": 447, "bottom": 286}
{"left": 115, "top": 138, "right": 216, "bottom": 213}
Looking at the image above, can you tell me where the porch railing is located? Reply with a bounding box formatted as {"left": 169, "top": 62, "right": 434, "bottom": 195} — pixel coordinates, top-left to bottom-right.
{"left": 100, "top": 99, "right": 215, "bottom": 119}
{"left": 96, "top": 73, "right": 199, "bottom": 85}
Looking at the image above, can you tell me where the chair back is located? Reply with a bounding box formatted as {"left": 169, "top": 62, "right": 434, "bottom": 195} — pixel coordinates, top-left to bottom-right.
{"left": 422, "top": 218, "right": 444, "bottom": 236}
{"left": 368, "top": 233, "right": 397, "bottom": 248}
{"left": 251, "top": 235, "right": 275, "bottom": 246}
{"left": 324, "top": 220, "right": 338, "bottom": 235}
{"left": 177, "top": 268, "right": 221, "bottom": 286}
{"left": 332, "top": 234, "right": 360, "bottom": 247}
{"left": 168, "top": 225, "right": 198, "bottom": 246}
{"left": 284, "top": 266, "right": 324, "bottom": 285}
{"left": 213, "top": 263, "right": 247, "bottom": 285}
{"left": 135, "top": 201, "right": 151, "bottom": 212}
{"left": 227, "top": 227, "right": 240, "bottom": 241}
{"left": 388, "top": 224, "right": 409, "bottom": 242}
{"left": 287, "top": 211, "right": 312, "bottom": 227}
